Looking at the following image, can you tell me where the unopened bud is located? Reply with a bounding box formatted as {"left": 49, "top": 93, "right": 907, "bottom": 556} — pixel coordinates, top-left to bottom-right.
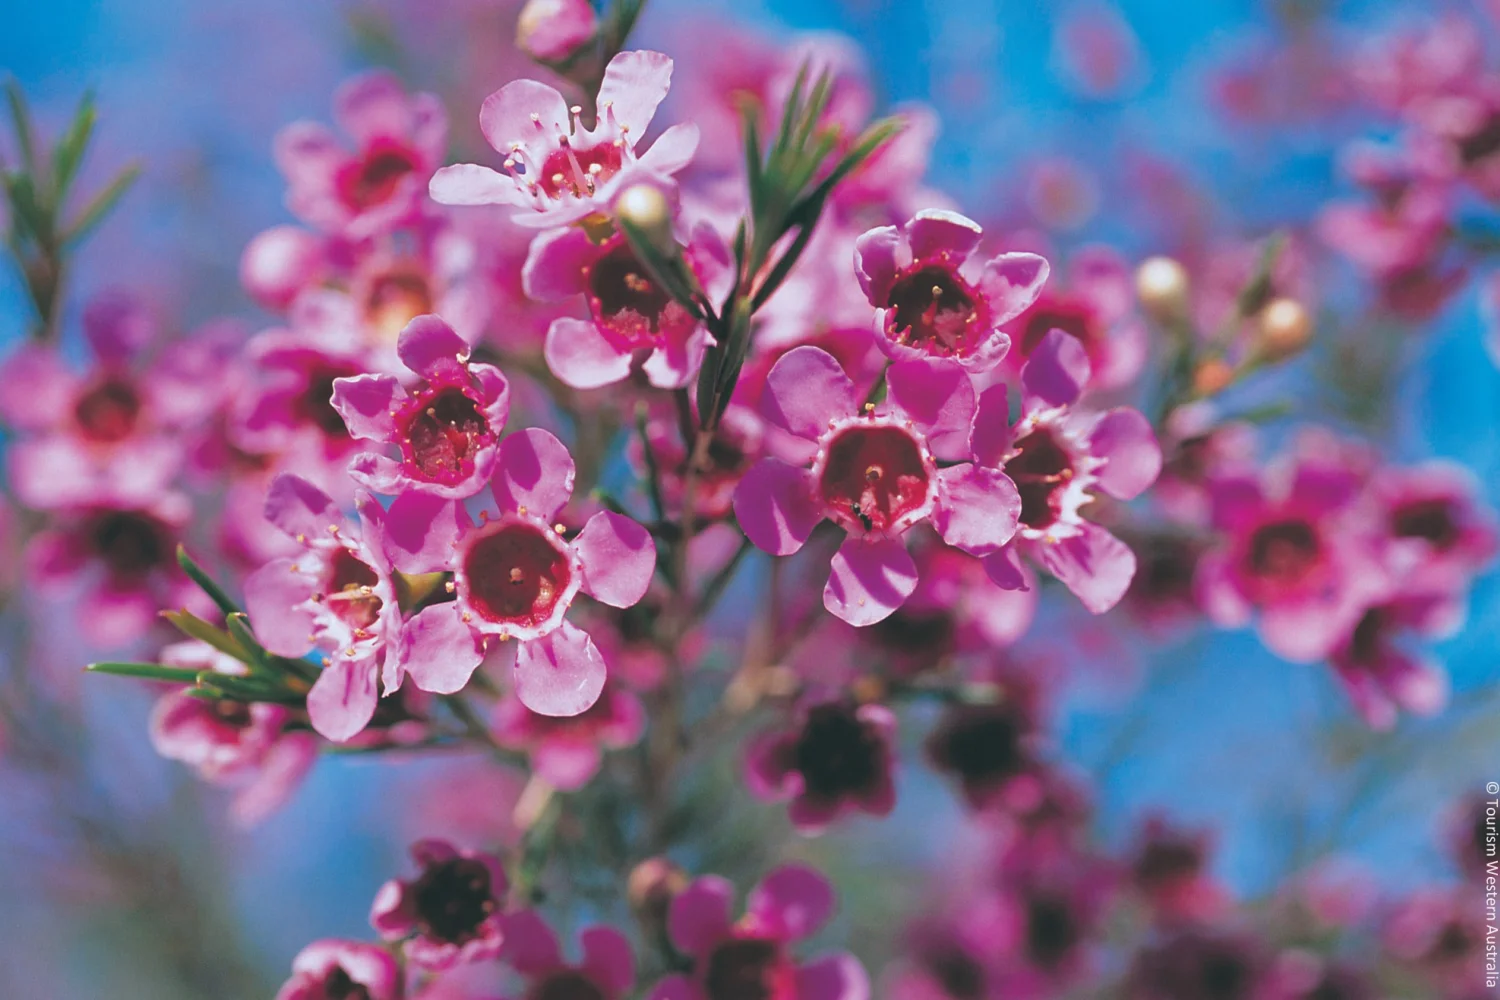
{"left": 241, "top": 225, "right": 324, "bottom": 312}
{"left": 1135, "top": 256, "right": 1188, "bottom": 321}
{"left": 615, "top": 183, "right": 675, "bottom": 250}
{"left": 1257, "top": 297, "right": 1312, "bottom": 361}
{"left": 516, "top": 0, "right": 598, "bottom": 63}
{"left": 1192, "top": 358, "right": 1235, "bottom": 397}
{"left": 628, "top": 857, "right": 688, "bottom": 926}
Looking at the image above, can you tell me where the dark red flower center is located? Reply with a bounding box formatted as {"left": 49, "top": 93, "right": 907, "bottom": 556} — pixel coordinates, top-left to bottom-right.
{"left": 869, "top": 606, "right": 956, "bottom": 660}
{"left": 89, "top": 510, "right": 170, "bottom": 578}
{"left": 792, "top": 702, "right": 885, "bottom": 801}
{"left": 1458, "top": 111, "right": 1500, "bottom": 166}
{"left": 886, "top": 264, "right": 983, "bottom": 357}
{"left": 1245, "top": 518, "right": 1321, "bottom": 588}
{"left": 586, "top": 239, "right": 694, "bottom": 349}
{"left": 320, "top": 966, "right": 373, "bottom": 1000}
{"left": 1130, "top": 535, "right": 1201, "bottom": 607}
{"left": 818, "top": 424, "right": 930, "bottom": 534}
{"left": 926, "top": 705, "right": 1027, "bottom": 788}
{"left": 412, "top": 856, "right": 497, "bottom": 944}
{"left": 530, "top": 972, "right": 606, "bottom": 1000}
{"left": 73, "top": 376, "right": 142, "bottom": 443}
{"left": 322, "top": 547, "right": 383, "bottom": 631}
{"left": 1134, "top": 834, "right": 1204, "bottom": 890}
{"left": 400, "top": 384, "right": 492, "bottom": 484}
{"left": 1026, "top": 894, "right": 1081, "bottom": 969}
{"left": 1005, "top": 428, "right": 1075, "bottom": 531}
{"left": 338, "top": 139, "right": 418, "bottom": 211}
{"left": 365, "top": 270, "right": 434, "bottom": 339}
{"left": 1018, "top": 297, "right": 1095, "bottom": 358}
{"left": 704, "top": 937, "right": 793, "bottom": 1000}
{"left": 1390, "top": 498, "right": 1459, "bottom": 550}
{"left": 539, "top": 141, "right": 624, "bottom": 199}
{"left": 923, "top": 943, "right": 986, "bottom": 1000}
{"left": 463, "top": 522, "right": 572, "bottom": 628}
{"left": 212, "top": 699, "right": 255, "bottom": 727}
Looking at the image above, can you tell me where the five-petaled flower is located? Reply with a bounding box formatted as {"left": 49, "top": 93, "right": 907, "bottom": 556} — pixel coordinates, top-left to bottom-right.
{"left": 370, "top": 839, "right": 508, "bottom": 970}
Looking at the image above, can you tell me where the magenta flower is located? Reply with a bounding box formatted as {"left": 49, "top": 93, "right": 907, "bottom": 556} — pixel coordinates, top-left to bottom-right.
{"left": 243, "top": 474, "right": 402, "bottom": 742}
{"left": 429, "top": 50, "right": 699, "bottom": 228}
{"left": 275, "top": 939, "right": 401, "bottom": 1000}
{"left": 275, "top": 70, "right": 447, "bottom": 238}
{"left": 1328, "top": 589, "right": 1456, "bottom": 731}
{"left": 633, "top": 403, "right": 763, "bottom": 520}
{"left": 149, "top": 641, "right": 318, "bottom": 825}
{"left": 1126, "top": 817, "right": 1229, "bottom": 925}
{"left": 371, "top": 839, "right": 508, "bottom": 970}
{"left": 28, "top": 495, "right": 194, "bottom": 648}
{"left": 1000, "top": 245, "right": 1148, "bottom": 392}
{"left": 975, "top": 330, "right": 1162, "bottom": 614}
{"left": 745, "top": 696, "right": 896, "bottom": 834}
{"left": 649, "top": 864, "right": 869, "bottom": 1000}
{"left": 395, "top": 428, "right": 656, "bottom": 716}
{"left": 500, "top": 910, "right": 634, "bottom": 1000}
{"left": 332, "top": 315, "right": 510, "bottom": 499}
{"left": 1371, "top": 461, "right": 1499, "bottom": 589}
{"left": 854, "top": 209, "right": 1049, "bottom": 372}
{"left": 733, "top": 346, "right": 1021, "bottom": 626}
{"left": 522, "top": 223, "right": 729, "bottom": 389}
{"left": 491, "top": 677, "right": 645, "bottom": 790}
{"left": 1124, "top": 930, "right": 1271, "bottom": 1000}
{"left": 517, "top": 0, "right": 599, "bottom": 62}
{"left": 1194, "top": 431, "right": 1381, "bottom": 662}
{"left": 924, "top": 700, "right": 1044, "bottom": 814}
{"left": 240, "top": 224, "right": 328, "bottom": 313}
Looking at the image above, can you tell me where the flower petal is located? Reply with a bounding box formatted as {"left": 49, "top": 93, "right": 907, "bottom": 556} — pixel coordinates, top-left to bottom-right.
{"left": 795, "top": 954, "right": 870, "bottom": 1000}
{"left": 243, "top": 558, "right": 317, "bottom": 657}
{"left": 581, "top": 926, "right": 636, "bottom": 997}
{"left": 969, "top": 383, "right": 1014, "bottom": 468}
{"left": 479, "top": 78, "right": 570, "bottom": 160}
{"left": 733, "top": 458, "right": 820, "bottom": 556}
{"left": 513, "top": 621, "right": 605, "bottom": 717}
{"left": 428, "top": 163, "right": 523, "bottom": 206}
{"left": 748, "top": 864, "right": 835, "bottom": 941}
{"left": 501, "top": 910, "right": 563, "bottom": 975}
{"left": 575, "top": 511, "right": 657, "bottom": 607}
{"left": 853, "top": 224, "right": 901, "bottom": 304}
{"left": 978, "top": 252, "right": 1051, "bottom": 326}
{"left": 307, "top": 658, "right": 379, "bottom": 743}
{"left": 823, "top": 535, "right": 919, "bottom": 626}
{"left": 597, "top": 50, "right": 673, "bottom": 138}
{"left": 531, "top": 737, "right": 603, "bottom": 790}
{"left": 382, "top": 491, "right": 471, "bottom": 573}
{"left": 492, "top": 428, "right": 576, "bottom": 519}
{"left": 400, "top": 604, "right": 485, "bottom": 694}
{"left": 1035, "top": 522, "right": 1135, "bottom": 614}
{"left": 934, "top": 464, "right": 1021, "bottom": 556}
{"left": 760, "top": 346, "right": 856, "bottom": 441}
{"left": 1089, "top": 407, "right": 1162, "bottom": 500}
{"left": 884, "top": 357, "right": 975, "bottom": 461}
{"left": 1022, "top": 327, "right": 1091, "bottom": 410}
{"left": 635, "top": 122, "right": 700, "bottom": 176}
{"left": 332, "top": 374, "right": 403, "bottom": 441}
{"left": 906, "top": 208, "right": 982, "bottom": 262}
{"left": 982, "top": 545, "right": 1029, "bottom": 591}
{"left": 668, "top": 876, "right": 735, "bottom": 957}
{"left": 397, "top": 314, "right": 470, "bottom": 382}
{"left": 521, "top": 226, "right": 596, "bottom": 301}
{"left": 544, "top": 317, "right": 634, "bottom": 389}
{"left": 264, "top": 474, "right": 343, "bottom": 542}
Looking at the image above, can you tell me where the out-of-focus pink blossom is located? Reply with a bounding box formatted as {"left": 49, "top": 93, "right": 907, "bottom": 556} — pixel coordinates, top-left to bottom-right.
{"left": 516, "top": 0, "right": 598, "bottom": 63}
{"left": 371, "top": 839, "right": 508, "bottom": 970}
{"left": 275, "top": 939, "right": 401, "bottom": 1000}
{"left": 491, "top": 677, "right": 644, "bottom": 791}
{"left": 500, "top": 909, "right": 634, "bottom": 1000}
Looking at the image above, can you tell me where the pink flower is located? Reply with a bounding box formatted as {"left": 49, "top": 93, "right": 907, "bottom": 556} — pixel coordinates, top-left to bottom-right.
{"left": 243, "top": 474, "right": 402, "bottom": 742}
{"left": 500, "top": 910, "right": 634, "bottom": 1000}
{"left": 1370, "top": 461, "right": 1499, "bottom": 589}
{"left": 275, "top": 939, "right": 401, "bottom": 1000}
{"left": 491, "top": 677, "right": 645, "bottom": 790}
{"left": 332, "top": 315, "right": 510, "bottom": 499}
{"left": 999, "top": 245, "right": 1148, "bottom": 392}
{"left": 393, "top": 428, "right": 657, "bottom": 716}
{"left": 633, "top": 403, "right": 763, "bottom": 520}
{"left": 276, "top": 71, "right": 447, "bottom": 238}
{"left": 1328, "top": 589, "right": 1456, "bottom": 731}
{"left": 149, "top": 641, "right": 318, "bottom": 825}
{"left": 522, "top": 221, "right": 729, "bottom": 389}
{"left": 854, "top": 210, "right": 1048, "bottom": 372}
{"left": 733, "top": 346, "right": 1022, "bottom": 626}
{"left": 0, "top": 292, "right": 194, "bottom": 510}
{"left": 1194, "top": 431, "right": 1381, "bottom": 662}
{"left": 1383, "top": 888, "right": 1489, "bottom": 992}
{"left": 28, "top": 495, "right": 194, "bottom": 648}
{"left": 1124, "top": 930, "right": 1272, "bottom": 1000}
{"left": 649, "top": 864, "right": 869, "bottom": 1000}
{"left": 371, "top": 839, "right": 508, "bottom": 970}
{"left": 429, "top": 50, "right": 700, "bottom": 229}
{"left": 1125, "top": 817, "right": 1229, "bottom": 925}
{"left": 745, "top": 696, "right": 896, "bottom": 834}
{"left": 516, "top": 0, "right": 598, "bottom": 63}
{"left": 976, "top": 331, "right": 1162, "bottom": 614}
{"left": 924, "top": 699, "right": 1044, "bottom": 814}
{"left": 241, "top": 225, "right": 328, "bottom": 312}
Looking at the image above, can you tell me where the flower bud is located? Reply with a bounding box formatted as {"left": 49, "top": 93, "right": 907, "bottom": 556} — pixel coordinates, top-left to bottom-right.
{"left": 1192, "top": 358, "right": 1235, "bottom": 397}
{"left": 615, "top": 182, "right": 675, "bottom": 249}
{"left": 628, "top": 856, "right": 688, "bottom": 928}
{"left": 1135, "top": 255, "right": 1189, "bottom": 321}
{"left": 1257, "top": 297, "right": 1312, "bottom": 361}
{"left": 516, "top": 0, "right": 598, "bottom": 64}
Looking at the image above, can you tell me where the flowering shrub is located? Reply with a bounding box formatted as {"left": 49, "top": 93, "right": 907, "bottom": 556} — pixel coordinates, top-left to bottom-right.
{"left": 4, "top": 1, "right": 1500, "bottom": 998}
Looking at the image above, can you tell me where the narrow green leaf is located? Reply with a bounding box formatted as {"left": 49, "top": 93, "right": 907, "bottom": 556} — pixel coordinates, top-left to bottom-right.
{"left": 773, "top": 63, "right": 809, "bottom": 161}
{"left": 53, "top": 90, "right": 97, "bottom": 201}
{"left": 176, "top": 544, "right": 241, "bottom": 617}
{"left": 196, "top": 670, "right": 303, "bottom": 704}
{"left": 4, "top": 171, "right": 50, "bottom": 243}
{"left": 161, "top": 609, "right": 251, "bottom": 663}
{"left": 4, "top": 80, "right": 38, "bottom": 177}
{"left": 87, "top": 661, "right": 203, "bottom": 683}
{"left": 225, "top": 612, "right": 268, "bottom": 669}
{"left": 62, "top": 162, "right": 140, "bottom": 247}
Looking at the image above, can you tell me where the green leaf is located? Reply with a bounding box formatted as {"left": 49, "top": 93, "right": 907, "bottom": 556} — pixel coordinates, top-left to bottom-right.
{"left": 3, "top": 171, "right": 50, "bottom": 244}
{"left": 161, "top": 609, "right": 251, "bottom": 663}
{"left": 87, "top": 661, "right": 203, "bottom": 683}
{"left": 225, "top": 613, "right": 268, "bottom": 669}
{"left": 62, "top": 162, "right": 140, "bottom": 247}
{"left": 53, "top": 90, "right": 97, "bottom": 201}
{"left": 176, "top": 544, "right": 240, "bottom": 617}
{"left": 196, "top": 670, "right": 303, "bottom": 704}
{"left": 4, "top": 80, "right": 39, "bottom": 178}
